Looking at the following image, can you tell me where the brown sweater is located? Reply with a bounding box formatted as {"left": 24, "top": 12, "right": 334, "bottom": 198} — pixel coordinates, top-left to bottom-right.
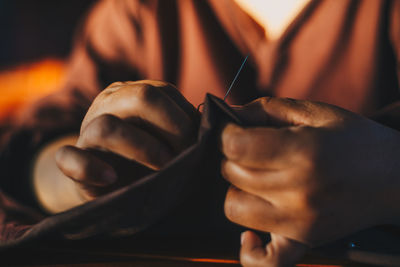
{"left": 0, "top": 0, "right": 399, "bottom": 241}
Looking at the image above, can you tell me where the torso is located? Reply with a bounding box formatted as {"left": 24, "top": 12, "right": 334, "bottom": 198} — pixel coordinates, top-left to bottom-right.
{"left": 176, "top": 0, "right": 398, "bottom": 114}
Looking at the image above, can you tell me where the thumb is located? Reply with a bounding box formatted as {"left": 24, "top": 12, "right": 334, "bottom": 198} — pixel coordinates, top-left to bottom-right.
{"left": 240, "top": 231, "right": 308, "bottom": 267}
{"left": 233, "top": 97, "right": 344, "bottom": 127}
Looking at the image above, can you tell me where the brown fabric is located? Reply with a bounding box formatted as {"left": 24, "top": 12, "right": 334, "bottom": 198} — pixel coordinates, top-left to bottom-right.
{"left": 0, "top": 0, "right": 399, "bottom": 257}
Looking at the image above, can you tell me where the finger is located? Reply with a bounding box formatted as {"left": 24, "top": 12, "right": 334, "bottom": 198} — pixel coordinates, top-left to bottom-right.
{"left": 221, "top": 159, "right": 285, "bottom": 195}
{"left": 240, "top": 231, "right": 266, "bottom": 267}
{"left": 224, "top": 186, "right": 282, "bottom": 233}
{"left": 156, "top": 81, "right": 200, "bottom": 123}
{"left": 82, "top": 80, "right": 196, "bottom": 152}
{"left": 77, "top": 114, "right": 174, "bottom": 170}
{"left": 240, "top": 231, "right": 308, "bottom": 267}
{"left": 221, "top": 123, "right": 297, "bottom": 169}
{"left": 55, "top": 145, "right": 117, "bottom": 186}
{"left": 233, "top": 97, "right": 345, "bottom": 127}
{"left": 232, "top": 100, "right": 272, "bottom": 126}
{"left": 266, "top": 233, "right": 308, "bottom": 267}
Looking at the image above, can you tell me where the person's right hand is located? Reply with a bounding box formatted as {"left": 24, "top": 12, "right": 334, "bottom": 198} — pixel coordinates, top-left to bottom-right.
{"left": 55, "top": 80, "right": 199, "bottom": 200}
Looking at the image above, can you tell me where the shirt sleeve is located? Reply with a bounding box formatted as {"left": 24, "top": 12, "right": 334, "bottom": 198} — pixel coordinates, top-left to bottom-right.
{"left": 0, "top": 0, "right": 146, "bottom": 210}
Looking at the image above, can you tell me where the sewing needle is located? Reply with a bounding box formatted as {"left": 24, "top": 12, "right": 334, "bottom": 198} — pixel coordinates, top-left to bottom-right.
{"left": 223, "top": 55, "right": 249, "bottom": 101}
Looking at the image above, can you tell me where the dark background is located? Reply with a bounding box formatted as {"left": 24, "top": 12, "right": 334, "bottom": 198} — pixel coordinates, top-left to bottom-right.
{"left": 0, "top": 0, "right": 95, "bottom": 69}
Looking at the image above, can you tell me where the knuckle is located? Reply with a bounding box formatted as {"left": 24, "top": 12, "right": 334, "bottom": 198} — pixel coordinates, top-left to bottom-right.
{"left": 109, "top": 81, "right": 125, "bottom": 87}
{"left": 258, "top": 97, "right": 272, "bottom": 110}
{"left": 144, "top": 79, "right": 171, "bottom": 88}
{"left": 87, "top": 114, "right": 119, "bottom": 141}
{"left": 289, "top": 100, "right": 315, "bottom": 124}
{"left": 103, "top": 81, "right": 166, "bottom": 104}
{"left": 102, "top": 81, "right": 126, "bottom": 95}
{"left": 283, "top": 97, "right": 302, "bottom": 105}
{"left": 134, "top": 83, "right": 161, "bottom": 103}
{"left": 281, "top": 97, "right": 307, "bottom": 111}
{"left": 107, "top": 81, "right": 125, "bottom": 89}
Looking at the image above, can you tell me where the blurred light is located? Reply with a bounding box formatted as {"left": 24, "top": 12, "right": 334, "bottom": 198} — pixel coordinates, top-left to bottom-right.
{"left": 0, "top": 58, "right": 65, "bottom": 121}
{"left": 234, "top": 0, "right": 311, "bottom": 39}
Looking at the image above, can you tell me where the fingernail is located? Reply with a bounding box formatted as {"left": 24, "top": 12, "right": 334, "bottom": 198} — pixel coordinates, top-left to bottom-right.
{"left": 241, "top": 232, "right": 246, "bottom": 245}
{"left": 102, "top": 169, "right": 117, "bottom": 184}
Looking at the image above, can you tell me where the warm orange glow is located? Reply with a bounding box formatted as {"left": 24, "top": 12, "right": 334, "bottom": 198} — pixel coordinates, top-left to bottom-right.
{"left": 234, "top": 0, "right": 311, "bottom": 39}
{"left": 0, "top": 58, "right": 65, "bottom": 121}
{"left": 187, "top": 258, "right": 239, "bottom": 264}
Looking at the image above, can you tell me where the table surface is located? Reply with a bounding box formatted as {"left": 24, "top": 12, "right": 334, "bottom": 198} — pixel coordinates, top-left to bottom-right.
{"left": 0, "top": 236, "right": 372, "bottom": 267}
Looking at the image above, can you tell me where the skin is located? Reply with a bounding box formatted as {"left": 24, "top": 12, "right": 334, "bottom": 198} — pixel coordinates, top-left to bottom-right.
{"left": 55, "top": 80, "right": 199, "bottom": 199}
{"left": 221, "top": 97, "right": 400, "bottom": 266}
{"left": 53, "top": 80, "right": 400, "bottom": 266}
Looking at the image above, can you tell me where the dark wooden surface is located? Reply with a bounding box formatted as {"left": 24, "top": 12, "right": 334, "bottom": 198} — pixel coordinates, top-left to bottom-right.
{"left": 0, "top": 235, "right": 372, "bottom": 267}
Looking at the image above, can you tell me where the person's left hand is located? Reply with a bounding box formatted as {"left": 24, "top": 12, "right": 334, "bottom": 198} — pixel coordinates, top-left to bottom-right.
{"left": 221, "top": 97, "right": 400, "bottom": 266}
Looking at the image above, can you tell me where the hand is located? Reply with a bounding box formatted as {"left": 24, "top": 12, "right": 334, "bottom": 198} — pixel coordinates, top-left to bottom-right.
{"left": 55, "top": 80, "right": 199, "bottom": 200}
{"left": 240, "top": 231, "right": 307, "bottom": 267}
{"left": 221, "top": 97, "right": 400, "bottom": 265}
